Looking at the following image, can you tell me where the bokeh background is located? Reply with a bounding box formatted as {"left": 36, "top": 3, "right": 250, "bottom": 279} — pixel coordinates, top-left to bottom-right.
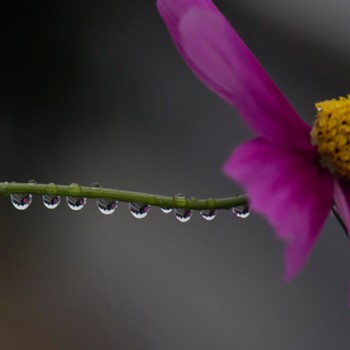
{"left": 1, "top": 0, "right": 350, "bottom": 348}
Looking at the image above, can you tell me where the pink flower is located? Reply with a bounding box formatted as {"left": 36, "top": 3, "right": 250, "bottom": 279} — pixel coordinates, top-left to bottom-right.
{"left": 157, "top": 0, "right": 350, "bottom": 291}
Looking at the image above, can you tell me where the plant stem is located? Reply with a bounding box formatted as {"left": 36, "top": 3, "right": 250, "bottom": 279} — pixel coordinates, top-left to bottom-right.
{"left": 0, "top": 182, "right": 248, "bottom": 210}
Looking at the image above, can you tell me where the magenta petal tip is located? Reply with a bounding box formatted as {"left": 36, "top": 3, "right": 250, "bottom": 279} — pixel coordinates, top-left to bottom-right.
{"left": 223, "top": 138, "right": 334, "bottom": 280}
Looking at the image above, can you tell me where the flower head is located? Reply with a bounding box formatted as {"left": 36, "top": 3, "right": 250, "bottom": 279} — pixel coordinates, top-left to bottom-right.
{"left": 157, "top": 0, "right": 350, "bottom": 298}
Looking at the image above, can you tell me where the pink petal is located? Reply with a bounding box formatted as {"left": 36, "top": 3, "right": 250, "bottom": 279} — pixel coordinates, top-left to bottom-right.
{"left": 333, "top": 181, "right": 350, "bottom": 308}
{"left": 334, "top": 180, "right": 350, "bottom": 234}
{"left": 157, "top": 0, "right": 312, "bottom": 150}
{"left": 223, "top": 138, "right": 334, "bottom": 280}
{"left": 156, "top": 0, "right": 217, "bottom": 39}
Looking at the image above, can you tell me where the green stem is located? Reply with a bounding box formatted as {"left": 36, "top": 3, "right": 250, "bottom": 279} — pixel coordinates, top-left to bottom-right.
{"left": 0, "top": 182, "right": 248, "bottom": 210}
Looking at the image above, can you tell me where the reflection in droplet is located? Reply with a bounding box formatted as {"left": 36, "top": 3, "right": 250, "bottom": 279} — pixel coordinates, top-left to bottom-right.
{"left": 66, "top": 196, "right": 87, "bottom": 211}
{"left": 200, "top": 209, "right": 217, "bottom": 221}
{"left": 160, "top": 207, "right": 173, "bottom": 214}
{"left": 10, "top": 193, "right": 32, "bottom": 210}
{"left": 129, "top": 202, "right": 150, "bottom": 219}
{"left": 175, "top": 208, "right": 192, "bottom": 223}
{"left": 232, "top": 205, "right": 250, "bottom": 219}
{"left": 97, "top": 198, "right": 118, "bottom": 215}
{"left": 42, "top": 194, "right": 61, "bottom": 209}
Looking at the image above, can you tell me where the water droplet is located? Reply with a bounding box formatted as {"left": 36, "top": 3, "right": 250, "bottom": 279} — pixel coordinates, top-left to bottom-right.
{"left": 161, "top": 207, "right": 172, "bottom": 214}
{"left": 232, "top": 205, "right": 250, "bottom": 219}
{"left": 205, "top": 198, "right": 216, "bottom": 207}
{"left": 173, "top": 193, "right": 187, "bottom": 206}
{"left": 200, "top": 209, "right": 217, "bottom": 221}
{"left": 68, "top": 183, "right": 82, "bottom": 197}
{"left": 97, "top": 198, "right": 118, "bottom": 215}
{"left": 10, "top": 193, "right": 32, "bottom": 210}
{"left": 10, "top": 179, "right": 35, "bottom": 210}
{"left": 46, "top": 183, "right": 58, "bottom": 195}
{"left": 42, "top": 194, "right": 61, "bottom": 209}
{"left": 129, "top": 202, "right": 150, "bottom": 219}
{"left": 90, "top": 182, "right": 101, "bottom": 189}
{"left": 175, "top": 208, "right": 192, "bottom": 223}
{"left": 66, "top": 196, "right": 86, "bottom": 211}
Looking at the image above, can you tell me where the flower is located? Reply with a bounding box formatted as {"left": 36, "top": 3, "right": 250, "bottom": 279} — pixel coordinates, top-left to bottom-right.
{"left": 157, "top": 0, "right": 350, "bottom": 294}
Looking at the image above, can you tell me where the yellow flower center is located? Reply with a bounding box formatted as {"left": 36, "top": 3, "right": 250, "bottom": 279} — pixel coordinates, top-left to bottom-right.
{"left": 311, "top": 96, "right": 350, "bottom": 180}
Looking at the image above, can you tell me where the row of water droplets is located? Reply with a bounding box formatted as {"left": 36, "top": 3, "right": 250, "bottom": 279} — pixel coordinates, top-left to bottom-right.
{"left": 9, "top": 181, "right": 250, "bottom": 222}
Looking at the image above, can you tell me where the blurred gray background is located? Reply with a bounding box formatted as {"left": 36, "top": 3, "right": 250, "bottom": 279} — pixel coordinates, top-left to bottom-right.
{"left": 1, "top": 0, "right": 350, "bottom": 348}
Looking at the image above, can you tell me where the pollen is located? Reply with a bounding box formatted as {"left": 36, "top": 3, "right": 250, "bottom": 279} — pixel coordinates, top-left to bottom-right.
{"left": 311, "top": 96, "right": 350, "bottom": 180}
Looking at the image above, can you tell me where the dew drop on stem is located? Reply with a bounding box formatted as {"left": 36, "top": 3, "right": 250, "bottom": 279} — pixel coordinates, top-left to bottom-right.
{"left": 232, "top": 205, "right": 250, "bottom": 219}
{"left": 200, "top": 209, "right": 217, "bottom": 221}
{"left": 10, "top": 193, "right": 32, "bottom": 210}
{"left": 66, "top": 196, "right": 87, "bottom": 211}
{"left": 175, "top": 208, "right": 192, "bottom": 223}
{"left": 97, "top": 198, "right": 118, "bottom": 215}
{"left": 129, "top": 202, "right": 150, "bottom": 219}
{"left": 42, "top": 194, "right": 61, "bottom": 209}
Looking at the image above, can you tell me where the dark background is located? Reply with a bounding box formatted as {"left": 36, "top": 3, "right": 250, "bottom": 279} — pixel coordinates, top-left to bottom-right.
{"left": 1, "top": 0, "right": 350, "bottom": 348}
